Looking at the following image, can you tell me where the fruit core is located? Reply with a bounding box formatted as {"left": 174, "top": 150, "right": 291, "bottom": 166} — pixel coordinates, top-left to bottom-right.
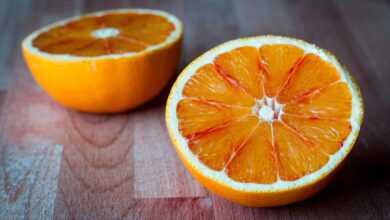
{"left": 91, "top": 27, "right": 120, "bottom": 39}
{"left": 255, "top": 97, "right": 283, "bottom": 122}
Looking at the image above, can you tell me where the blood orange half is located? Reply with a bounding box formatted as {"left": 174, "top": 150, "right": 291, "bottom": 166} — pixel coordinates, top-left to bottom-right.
{"left": 166, "top": 36, "right": 363, "bottom": 207}
{"left": 22, "top": 9, "right": 182, "bottom": 112}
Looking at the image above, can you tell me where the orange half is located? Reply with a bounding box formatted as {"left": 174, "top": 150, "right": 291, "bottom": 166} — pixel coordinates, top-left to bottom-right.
{"left": 166, "top": 36, "right": 363, "bottom": 207}
{"left": 22, "top": 9, "right": 183, "bottom": 112}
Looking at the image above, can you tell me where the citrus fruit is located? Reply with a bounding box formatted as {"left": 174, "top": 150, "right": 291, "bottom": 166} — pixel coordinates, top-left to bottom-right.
{"left": 22, "top": 9, "right": 183, "bottom": 113}
{"left": 166, "top": 36, "right": 363, "bottom": 207}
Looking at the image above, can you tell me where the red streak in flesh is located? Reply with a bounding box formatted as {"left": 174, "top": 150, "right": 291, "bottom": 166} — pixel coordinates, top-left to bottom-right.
{"left": 309, "top": 115, "right": 320, "bottom": 120}
{"left": 214, "top": 64, "right": 242, "bottom": 89}
{"left": 275, "top": 55, "right": 307, "bottom": 98}
{"left": 186, "top": 121, "right": 231, "bottom": 142}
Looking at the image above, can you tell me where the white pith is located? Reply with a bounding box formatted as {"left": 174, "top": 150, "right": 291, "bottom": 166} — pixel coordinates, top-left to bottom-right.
{"left": 259, "top": 105, "right": 274, "bottom": 122}
{"left": 91, "top": 27, "right": 120, "bottom": 39}
{"left": 254, "top": 97, "right": 284, "bottom": 122}
{"left": 166, "top": 36, "right": 363, "bottom": 192}
{"left": 22, "top": 9, "right": 183, "bottom": 61}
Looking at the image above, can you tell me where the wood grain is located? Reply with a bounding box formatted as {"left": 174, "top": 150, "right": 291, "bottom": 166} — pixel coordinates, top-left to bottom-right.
{"left": 0, "top": 2, "right": 67, "bottom": 218}
{"left": 53, "top": 111, "right": 134, "bottom": 219}
{"left": 123, "top": 198, "right": 213, "bottom": 220}
{"left": 0, "top": 0, "right": 35, "bottom": 90}
{"left": 334, "top": 0, "right": 390, "bottom": 112}
{"left": 0, "top": 0, "right": 389, "bottom": 219}
{"left": 0, "top": 56, "right": 64, "bottom": 219}
{"left": 132, "top": 106, "right": 207, "bottom": 198}
{"left": 183, "top": 0, "right": 240, "bottom": 62}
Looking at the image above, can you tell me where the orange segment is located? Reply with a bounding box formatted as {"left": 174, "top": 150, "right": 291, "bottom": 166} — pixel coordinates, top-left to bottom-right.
{"left": 69, "top": 39, "right": 109, "bottom": 56}
{"left": 282, "top": 115, "right": 352, "bottom": 154}
{"left": 119, "top": 15, "right": 174, "bottom": 44}
{"left": 188, "top": 116, "right": 259, "bottom": 171}
{"left": 31, "top": 26, "right": 92, "bottom": 49}
{"left": 32, "top": 13, "right": 174, "bottom": 56}
{"left": 259, "top": 44, "right": 304, "bottom": 97}
{"left": 284, "top": 82, "right": 352, "bottom": 119}
{"left": 105, "top": 37, "right": 146, "bottom": 53}
{"left": 66, "top": 38, "right": 147, "bottom": 56}
{"left": 274, "top": 122, "right": 329, "bottom": 181}
{"left": 34, "top": 37, "right": 99, "bottom": 56}
{"left": 177, "top": 98, "right": 251, "bottom": 138}
{"left": 214, "top": 46, "right": 264, "bottom": 98}
{"left": 227, "top": 122, "right": 277, "bottom": 183}
{"left": 277, "top": 54, "right": 340, "bottom": 103}
{"left": 183, "top": 64, "right": 256, "bottom": 106}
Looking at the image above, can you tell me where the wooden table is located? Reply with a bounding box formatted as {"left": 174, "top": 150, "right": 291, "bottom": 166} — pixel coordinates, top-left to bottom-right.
{"left": 0, "top": 0, "right": 389, "bottom": 219}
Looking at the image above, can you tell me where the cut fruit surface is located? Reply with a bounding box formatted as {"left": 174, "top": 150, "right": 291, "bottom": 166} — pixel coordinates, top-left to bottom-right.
{"left": 32, "top": 12, "right": 174, "bottom": 56}
{"left": 22, "top": 9, "right": 182, "bottom": 112}
{"left": 166, "top": 36, "right": 363, "bottom": 207}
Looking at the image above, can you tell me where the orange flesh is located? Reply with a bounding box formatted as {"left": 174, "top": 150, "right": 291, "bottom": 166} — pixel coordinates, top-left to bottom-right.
{"left": 32, "top": 13, "right": 174, "bottom": 56}
{"left": 177, "top": 44, "right": 353, "bottom": 184}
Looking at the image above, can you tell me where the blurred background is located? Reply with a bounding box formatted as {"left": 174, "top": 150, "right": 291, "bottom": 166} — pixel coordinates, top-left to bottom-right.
{"left": 0, "top": 0, "right": 389, "bottom": 219}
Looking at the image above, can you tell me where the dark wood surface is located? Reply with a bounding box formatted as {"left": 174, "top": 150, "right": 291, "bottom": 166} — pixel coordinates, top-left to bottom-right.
{"left": 0, "top": 0, "right": 389, "bottom": 219}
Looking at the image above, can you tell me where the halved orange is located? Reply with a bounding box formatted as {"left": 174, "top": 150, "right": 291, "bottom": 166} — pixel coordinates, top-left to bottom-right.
{"left": 22, "top": 9, "right": 183, "bottom": 112}
{"left": 166, "top": 36, "right": 363, "bottom": 207}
